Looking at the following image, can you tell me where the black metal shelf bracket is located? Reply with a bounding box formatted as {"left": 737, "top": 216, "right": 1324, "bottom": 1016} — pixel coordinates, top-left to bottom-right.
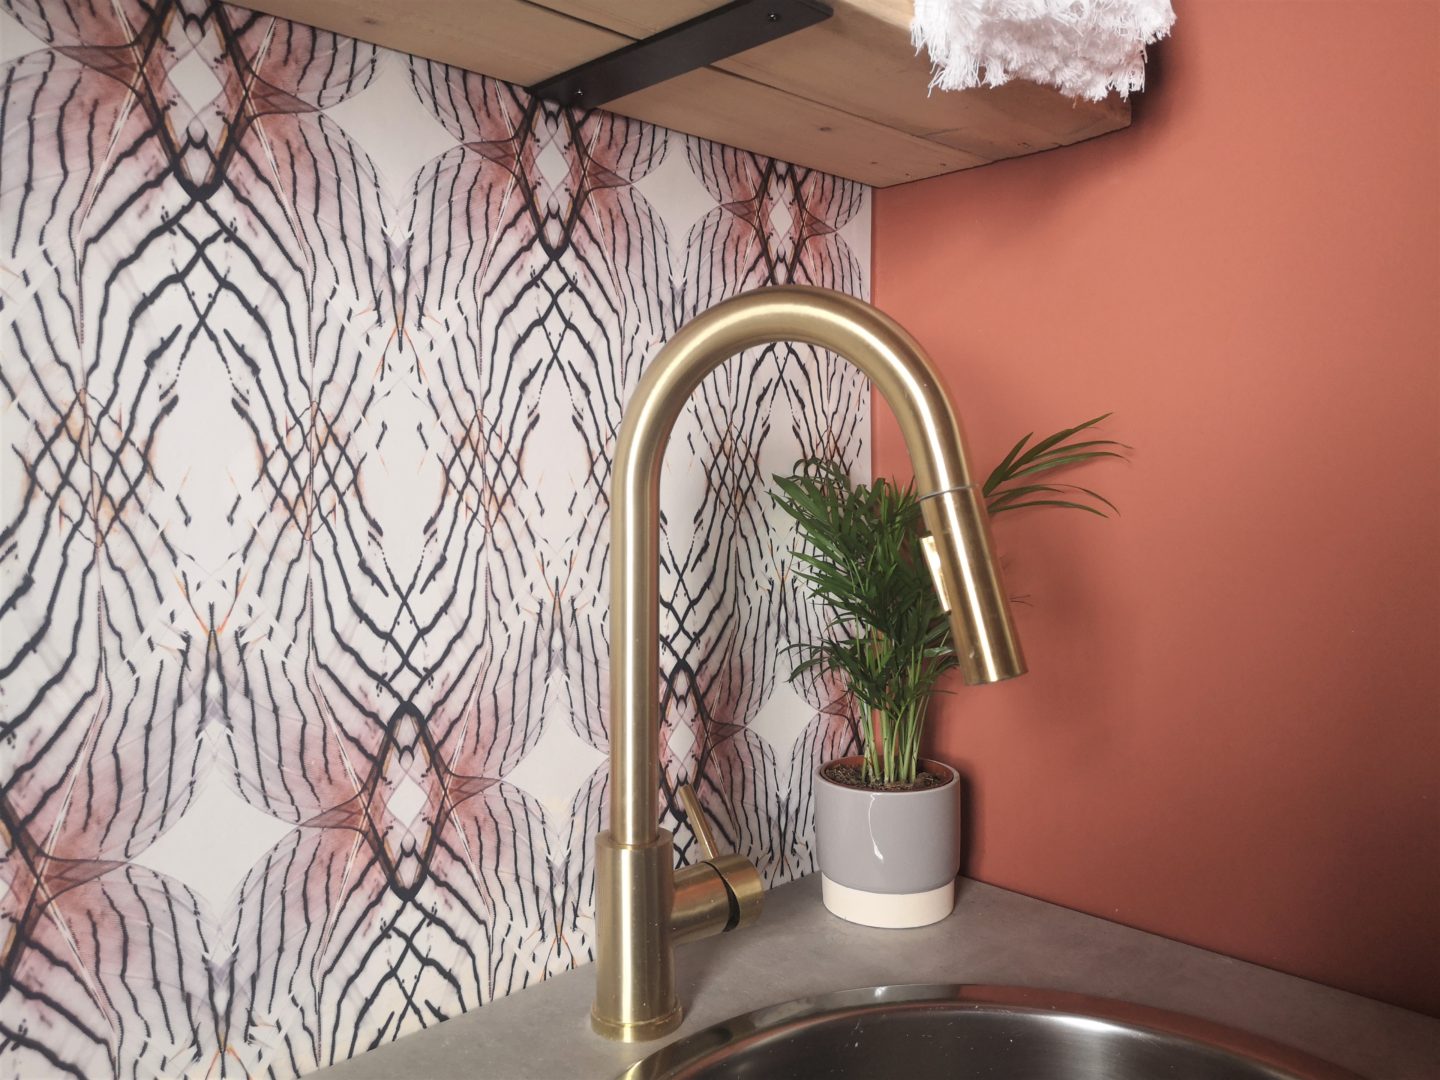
{"left": 528, "top": 0, "right": 833, "bottom": 110}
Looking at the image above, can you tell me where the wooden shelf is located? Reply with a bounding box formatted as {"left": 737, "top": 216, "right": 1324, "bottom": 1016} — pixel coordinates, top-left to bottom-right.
{"left": 245, "top": 0, "right": 1131, "bottom": 187}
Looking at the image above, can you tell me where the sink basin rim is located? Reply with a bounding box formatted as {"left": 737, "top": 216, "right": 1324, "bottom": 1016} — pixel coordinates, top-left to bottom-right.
{"left": 618, "top": 983, "right": 1363, "bottom": 1080}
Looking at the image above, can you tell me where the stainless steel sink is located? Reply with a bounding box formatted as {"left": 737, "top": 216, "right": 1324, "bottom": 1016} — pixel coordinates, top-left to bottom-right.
{"left": 619, "top": 985, "right": 1361, "bottom": 1079}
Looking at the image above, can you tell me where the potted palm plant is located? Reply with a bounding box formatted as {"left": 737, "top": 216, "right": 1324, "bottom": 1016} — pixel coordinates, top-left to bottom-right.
{"left": 772, "top": 415, "right": 1126, "bottom": 927}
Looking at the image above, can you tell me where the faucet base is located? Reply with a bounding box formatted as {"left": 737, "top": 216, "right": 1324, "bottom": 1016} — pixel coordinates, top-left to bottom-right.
{"left": 593, "top": 823, "right": 765, "bottom": 1041}
{"left": 592, "top": 830, "right": 681, "bottom": 1041}
{"left": 590, "top": 1002, "right": 684, "bottom": 1042}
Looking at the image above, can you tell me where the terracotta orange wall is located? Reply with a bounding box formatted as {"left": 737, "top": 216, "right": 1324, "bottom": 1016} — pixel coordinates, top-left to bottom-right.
{"left": 872, "top": 0, "right": 1439, "bottom": 1016}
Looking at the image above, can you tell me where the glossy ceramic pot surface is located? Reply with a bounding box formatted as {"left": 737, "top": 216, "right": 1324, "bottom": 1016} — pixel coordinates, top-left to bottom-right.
{"left": 814, "top": 757, "right": 961, "bottom": 926}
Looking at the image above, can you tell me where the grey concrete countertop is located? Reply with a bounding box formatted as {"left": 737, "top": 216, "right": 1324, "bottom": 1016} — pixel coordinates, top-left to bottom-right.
{"left": 318, "top": 875, "right": 1439, "bottom": 1080}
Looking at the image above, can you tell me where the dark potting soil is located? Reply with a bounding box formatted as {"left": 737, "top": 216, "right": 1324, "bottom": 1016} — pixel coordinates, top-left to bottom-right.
{"left": 821, "top": 762, "right": 950, "bottom": 793}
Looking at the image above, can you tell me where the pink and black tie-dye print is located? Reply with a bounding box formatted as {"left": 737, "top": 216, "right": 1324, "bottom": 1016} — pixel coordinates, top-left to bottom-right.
{"left": 0, "top": 2, "right": 870, "bottom": 1076}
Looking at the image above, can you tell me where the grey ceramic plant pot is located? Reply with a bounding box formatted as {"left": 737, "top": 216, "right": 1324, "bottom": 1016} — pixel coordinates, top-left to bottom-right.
{"left": 814, "top": 755, "right": 961, "bottom": 928}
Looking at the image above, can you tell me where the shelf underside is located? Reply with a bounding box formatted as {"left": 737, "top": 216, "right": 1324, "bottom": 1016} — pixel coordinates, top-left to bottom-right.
{"left": 247, "top": 0, "right": 1132, "bottom": 187}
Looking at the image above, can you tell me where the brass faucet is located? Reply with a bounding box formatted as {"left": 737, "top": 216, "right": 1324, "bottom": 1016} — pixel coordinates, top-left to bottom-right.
{"left": 592, "top": 285, "right": 1027, "bottom": 1042}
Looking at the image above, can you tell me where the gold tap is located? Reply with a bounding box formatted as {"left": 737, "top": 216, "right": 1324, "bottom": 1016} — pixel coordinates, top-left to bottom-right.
{"left": 592, "top": 285, "right": 1027, "bottom": 1042}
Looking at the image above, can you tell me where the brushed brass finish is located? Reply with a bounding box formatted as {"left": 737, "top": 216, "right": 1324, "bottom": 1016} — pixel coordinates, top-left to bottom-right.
{"left": 919, "top": 485, "right": 1026, "bottom": 685}
{"left": 592, "top": 831, "right": 682, "bottom": 1041}
{"left": 672, "top": 784, "right": 765, "bottom": 946}
{"left": 677, "top": 783, "right": 718, "bottom": 860}
{"left": 706, "top": 853, "right": 764, "bottom": 930}
{"left": 669, "top": 863, "right": 730, "bottom": 946}
{"left": 918, "top": 533, "right": 950, "bottom": 613}
{"left": 594, "top": 285, "right": 1027, "bottom": 1042}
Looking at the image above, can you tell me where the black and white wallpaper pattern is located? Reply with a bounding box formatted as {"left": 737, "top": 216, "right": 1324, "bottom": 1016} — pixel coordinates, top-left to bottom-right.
{"left": 0, "top": 1, "right": 870, "bottom": 1075}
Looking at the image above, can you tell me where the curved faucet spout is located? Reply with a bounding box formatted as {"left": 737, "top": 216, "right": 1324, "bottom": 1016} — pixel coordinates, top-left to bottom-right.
{"left": 593, "top": 285, "right": 1026, "bottom": 1042}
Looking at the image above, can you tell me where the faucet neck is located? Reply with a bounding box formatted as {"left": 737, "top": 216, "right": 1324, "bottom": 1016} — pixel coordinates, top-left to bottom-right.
{"left": 608, "top": 285, "right": 991, "bottom": 845}
{"left": 595, "top": 285, "right": 1024, "bottom": 1041}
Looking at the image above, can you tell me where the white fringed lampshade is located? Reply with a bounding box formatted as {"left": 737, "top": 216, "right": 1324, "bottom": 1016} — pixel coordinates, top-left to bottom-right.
{"left": 911, "top": 0, "right": 1176, "bottom": 101}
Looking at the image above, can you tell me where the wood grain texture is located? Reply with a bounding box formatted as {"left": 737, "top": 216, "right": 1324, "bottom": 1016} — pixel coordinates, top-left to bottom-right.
{"left": 242, "top": 0, "right": 1132, "bottom": 186}
{"left": 542, "top": 0, "right": 1130, "bottom": 162}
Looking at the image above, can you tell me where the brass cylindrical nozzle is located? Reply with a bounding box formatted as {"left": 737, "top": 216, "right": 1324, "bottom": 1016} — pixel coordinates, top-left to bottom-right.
{"left": 919, "top": 485, "right": 1028, "bottom": 685}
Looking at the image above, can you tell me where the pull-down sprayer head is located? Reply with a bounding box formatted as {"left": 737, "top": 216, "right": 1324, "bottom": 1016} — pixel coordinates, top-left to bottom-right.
{"left": 919, "top": 485, "right": 1027, "bottom": 684}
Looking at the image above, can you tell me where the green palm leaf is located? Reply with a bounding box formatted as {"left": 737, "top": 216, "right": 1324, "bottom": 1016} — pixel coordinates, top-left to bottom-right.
{"left": 772, "top": 414, "right": 1126, "bottom": 787}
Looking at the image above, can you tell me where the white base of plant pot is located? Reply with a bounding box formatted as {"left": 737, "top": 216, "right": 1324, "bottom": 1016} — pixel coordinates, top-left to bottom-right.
{"left": 820, "top": 875, "right": 955, "bottom": 929}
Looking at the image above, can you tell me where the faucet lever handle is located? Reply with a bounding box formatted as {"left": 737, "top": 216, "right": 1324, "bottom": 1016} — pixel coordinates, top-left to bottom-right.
{"left": 677, "top": 782, "right": 720, "bottom": 861}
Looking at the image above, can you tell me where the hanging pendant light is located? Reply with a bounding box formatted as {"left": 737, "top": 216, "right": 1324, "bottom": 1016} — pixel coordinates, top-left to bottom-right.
{"left": 911, "top": 0, "right": 1176, "bottom": 101}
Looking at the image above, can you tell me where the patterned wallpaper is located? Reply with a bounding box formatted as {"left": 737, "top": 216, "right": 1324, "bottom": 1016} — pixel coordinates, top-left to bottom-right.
{"left": 0, "top": 1, "right": 869, "bottom": 1076}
